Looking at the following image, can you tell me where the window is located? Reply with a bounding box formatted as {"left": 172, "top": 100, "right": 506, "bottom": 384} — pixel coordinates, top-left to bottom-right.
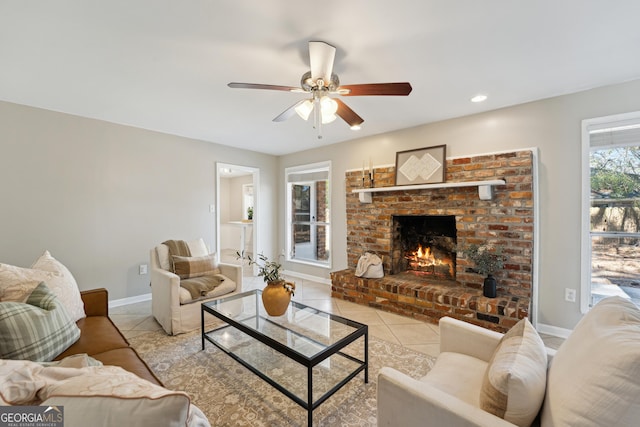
{"left": 581, "top": 113, "right": 640, "bottom": 312}
{"left": 286, "top": 161, "right": 331, "bottom": 267}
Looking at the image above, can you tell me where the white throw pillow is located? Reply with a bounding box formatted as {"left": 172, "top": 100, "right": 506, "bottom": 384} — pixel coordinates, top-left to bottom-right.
{"left": 187, "top": 238, "right": 209, "bottom": 257}
{"left": 480, "top": 317, "right": 547, "bottom": 427}
{"left": 0, "top": 252, "right": 85, "bottom": 322}
{"left": 31, "top": 251, "right": 85, "bottom": 322}
{"left": 42, "top": 395, "right": 193, "bottom": 427}
{"left": 156, "top": 244, "right": 171, "bottom": 271}
{"left": 41, "top": 369, "right": 193, "bottom": 427}
{"left": 0, "top": 263, "right": 50, "bottom": 301}
{"left": 541, "top": 296, "right": 640, "bottom": 426}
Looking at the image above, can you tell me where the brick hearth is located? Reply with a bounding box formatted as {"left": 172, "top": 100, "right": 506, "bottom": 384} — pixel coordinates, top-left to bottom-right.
{"left": 331, "top": 270, "right": 528, "bottom": 332}
{"left": 331, "top": 150, "right": 534, "bottom": 332}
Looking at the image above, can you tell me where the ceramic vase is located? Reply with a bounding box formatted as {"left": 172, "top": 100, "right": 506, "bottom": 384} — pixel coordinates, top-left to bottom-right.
{"left": 483, "top": 274, "right": 497, "bottom": 298}
{"left": 262, "top": 281, "right": 294, "bottom": 316}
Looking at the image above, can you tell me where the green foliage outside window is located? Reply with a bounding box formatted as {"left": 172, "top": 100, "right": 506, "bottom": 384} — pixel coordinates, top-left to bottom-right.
{"left": 590, "top": 146, "right": 640, "bottom": 202}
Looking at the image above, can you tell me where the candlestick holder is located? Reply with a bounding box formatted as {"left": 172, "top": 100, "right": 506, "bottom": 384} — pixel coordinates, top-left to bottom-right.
{"left": 369, "top": 172, "right": 374, "bottom": 188}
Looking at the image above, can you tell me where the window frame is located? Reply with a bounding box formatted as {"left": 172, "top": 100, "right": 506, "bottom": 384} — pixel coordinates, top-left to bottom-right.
{"left": 580, "top": 111, "right": 640, "bottom": 313}
{"left": 285, "top": 161, "right": 332, "bottom": 268}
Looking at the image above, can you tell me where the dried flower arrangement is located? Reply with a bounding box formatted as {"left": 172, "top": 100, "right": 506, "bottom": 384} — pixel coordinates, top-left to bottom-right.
{"left": 462, "top": 244, "right": 504, "bottom": 276}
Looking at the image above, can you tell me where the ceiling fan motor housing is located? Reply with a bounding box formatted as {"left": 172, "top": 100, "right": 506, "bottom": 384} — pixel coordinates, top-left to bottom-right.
{"left": 301, "top": 71, "right": 340, "bottom": 92}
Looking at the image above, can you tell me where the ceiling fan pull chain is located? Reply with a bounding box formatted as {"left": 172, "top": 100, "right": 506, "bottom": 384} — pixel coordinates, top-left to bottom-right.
{"left": 314, "top": 97, "right": 322, "bottom": 139}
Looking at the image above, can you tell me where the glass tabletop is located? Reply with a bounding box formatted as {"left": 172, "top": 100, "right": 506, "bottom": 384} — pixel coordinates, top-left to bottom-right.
{"left": 202, "top": 289, "right": 368, "bottom": 410}
{"left": 202, "top": 290, "right": 366, "bottom": 360}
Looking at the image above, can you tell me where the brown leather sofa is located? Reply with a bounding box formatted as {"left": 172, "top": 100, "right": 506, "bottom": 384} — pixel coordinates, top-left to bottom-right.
{"left": 54, "top": 288, "right": 162, "bottom": 386}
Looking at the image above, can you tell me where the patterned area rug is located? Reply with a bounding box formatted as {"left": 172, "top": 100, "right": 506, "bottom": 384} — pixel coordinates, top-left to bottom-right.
{"left": 129, "top": 329, "right": 435, "bottom": 427}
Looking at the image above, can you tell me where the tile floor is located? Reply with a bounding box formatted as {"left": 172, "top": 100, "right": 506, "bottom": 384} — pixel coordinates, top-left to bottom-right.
{"left": 111, "top": 275, "right": 564, "bottom": 358}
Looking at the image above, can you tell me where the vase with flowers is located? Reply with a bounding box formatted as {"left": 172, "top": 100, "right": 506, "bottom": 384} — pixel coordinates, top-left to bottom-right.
{"left": 462, "top": 243, "right": 504, "bottom": 298}
{"left": 237, "top": 251, "right": 295, "bottom": 315}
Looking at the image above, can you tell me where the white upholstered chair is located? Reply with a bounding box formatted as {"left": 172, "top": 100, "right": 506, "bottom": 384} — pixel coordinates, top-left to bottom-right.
{"left": 378, "top": 296, "right": 640, "bottom": 427}
{"left": 150, "top": 238, "right": 243, "bottom": 335}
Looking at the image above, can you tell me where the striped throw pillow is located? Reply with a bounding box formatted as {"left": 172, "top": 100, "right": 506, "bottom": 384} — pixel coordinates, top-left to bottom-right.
{"left": 172, "top": 254, "right": 220, "bottom": 279}
{"left": 479, "top": 317, "right": 547, "bottom": 427}
{"left": 0, "top": 282, "right": 81, "bottom": 361}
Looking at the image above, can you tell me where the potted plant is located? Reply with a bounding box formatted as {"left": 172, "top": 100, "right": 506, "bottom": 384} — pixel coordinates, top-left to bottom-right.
{"left": 246, "top": 206, "right": 253, "bottom": 221}
{"left": 462, "top": 243, "right": 504, "bottom": 298}
{"left": 236, "top": 251, "right": 295, "bottom": 315}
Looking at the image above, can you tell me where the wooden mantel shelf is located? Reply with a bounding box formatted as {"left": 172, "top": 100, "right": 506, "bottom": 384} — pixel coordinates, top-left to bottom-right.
{"left": 352, "top": 179, "right": 506, "bottom": 203}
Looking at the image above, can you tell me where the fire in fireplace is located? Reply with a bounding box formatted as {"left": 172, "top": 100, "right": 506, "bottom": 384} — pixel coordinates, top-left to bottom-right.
{"left": 405, "top": 243, "right": 454, "bottom": 277}
{"left": 391, "top": 215, "right": 457, "bottom": 279}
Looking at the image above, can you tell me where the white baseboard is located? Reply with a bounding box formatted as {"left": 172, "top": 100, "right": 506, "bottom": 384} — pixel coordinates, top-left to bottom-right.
{"left": 109, "top": 292, "right": 152, "bottom": 309}
{"left": 537, "top": 323, "right": 573, "bottom": 339}
{"left": 282, "top": 270, "right": 332, "bottom": 286}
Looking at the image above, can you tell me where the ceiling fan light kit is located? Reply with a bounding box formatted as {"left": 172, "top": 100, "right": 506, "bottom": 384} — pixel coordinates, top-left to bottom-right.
{"left": 319, "top": 96, "right": 338, "bottom": 121}
{"left": 294, "top": 99, "right": 314, "bottom": 121}
{"left": 228, "top": 41, "right": 412, "bottom": 139}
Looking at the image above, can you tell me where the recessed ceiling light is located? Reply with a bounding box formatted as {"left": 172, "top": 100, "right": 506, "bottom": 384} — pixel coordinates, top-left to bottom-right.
{"left": 471, "top": 94, "right": 488, "bottom": 103}
{"left": 350, "top": 125, "right": 361, "bottom": 131}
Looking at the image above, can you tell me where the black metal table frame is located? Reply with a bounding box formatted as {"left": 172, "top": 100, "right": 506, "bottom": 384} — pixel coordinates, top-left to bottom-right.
{"left": 201, "top": 290, "right": 368, "bottom": 427}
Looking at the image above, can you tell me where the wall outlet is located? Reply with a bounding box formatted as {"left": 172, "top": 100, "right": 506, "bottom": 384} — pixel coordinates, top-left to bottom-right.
{"left": 564, "top": 288, "right": 576, "bottom": 302}
{"left": 139, "top": 264, "right": 148, "bottom": 275}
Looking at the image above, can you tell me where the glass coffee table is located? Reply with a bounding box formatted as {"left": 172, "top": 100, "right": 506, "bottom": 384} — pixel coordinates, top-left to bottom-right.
{"left": 201, "top": 289, "right": 368, "bottom": 426}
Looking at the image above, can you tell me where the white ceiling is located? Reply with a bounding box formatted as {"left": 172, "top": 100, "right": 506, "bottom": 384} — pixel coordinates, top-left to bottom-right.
{"left": 1, "top": 1, "right": 640, "bottom": 155}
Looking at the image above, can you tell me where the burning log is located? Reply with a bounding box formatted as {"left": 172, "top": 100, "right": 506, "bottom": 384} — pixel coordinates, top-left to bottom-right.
{"left": 404, "top": 244, "right": 455, "bottom": 278}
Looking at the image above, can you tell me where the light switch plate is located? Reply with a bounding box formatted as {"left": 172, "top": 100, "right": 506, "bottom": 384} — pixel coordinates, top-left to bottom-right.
{"left": 565, "top": 288, "right": 576, "bottom": 302}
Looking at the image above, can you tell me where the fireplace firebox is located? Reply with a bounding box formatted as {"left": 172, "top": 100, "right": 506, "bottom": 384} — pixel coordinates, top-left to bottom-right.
{"left": 391, "top": 215, "right": 457, "bottom": 278}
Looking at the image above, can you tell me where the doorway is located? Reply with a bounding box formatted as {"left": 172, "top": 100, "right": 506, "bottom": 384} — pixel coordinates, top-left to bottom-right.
{"left": 216, "top": 163, "right": 259, "bottom": 275}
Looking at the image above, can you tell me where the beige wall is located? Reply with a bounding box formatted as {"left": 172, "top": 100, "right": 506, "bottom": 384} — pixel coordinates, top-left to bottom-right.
{"left": 279, "top": 78, "right": 640, "bottom": 330}
{"left": 0, "top": 101, "right": 278, "bottom": 300}
{"left": 3, "top": 78, "right": 640, "bottom": 329}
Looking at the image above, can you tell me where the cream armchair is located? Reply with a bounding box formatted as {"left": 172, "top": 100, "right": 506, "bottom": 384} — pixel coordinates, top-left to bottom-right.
{"left": 378, "top": 296, "right": 640, "bottom": 427}
{"left": 378, "top": 317, "right": 527, "bottom": 426}
{"left": 150, "top": 239, "right": 243, "bottom": 335}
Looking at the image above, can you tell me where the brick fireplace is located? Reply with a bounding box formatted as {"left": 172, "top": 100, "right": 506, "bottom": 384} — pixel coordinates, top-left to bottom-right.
{"left": 331, "top": 150, "right": 534, "bottom": 332}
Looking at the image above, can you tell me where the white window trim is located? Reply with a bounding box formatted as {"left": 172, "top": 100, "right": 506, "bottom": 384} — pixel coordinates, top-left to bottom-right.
{"left": 580, "top": 110, "right": 640, "bottom": 313}
{"left": 285, "top": 161, "right": 332, "bottom": 269}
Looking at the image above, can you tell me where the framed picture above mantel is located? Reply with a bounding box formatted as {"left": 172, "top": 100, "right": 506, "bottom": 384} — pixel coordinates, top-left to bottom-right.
{"left": 394, "top": 144, "right": 446, "bottom": 186}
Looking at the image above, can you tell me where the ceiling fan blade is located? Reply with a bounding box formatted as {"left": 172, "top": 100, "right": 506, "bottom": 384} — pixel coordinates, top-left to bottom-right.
{"left": 273, "top": 100, "right": 306, "bottom": 122}
{"left": 338, "top": 82, "right": 413, "bottom": 96}
{"left": 228, "top": 82, "right": 303, "bottom": 92}
{"left": 309, "top": 41, "right": 336, "bottom": 84}
{"left": 335, "top": 99, "right": 364, "bottom": 128}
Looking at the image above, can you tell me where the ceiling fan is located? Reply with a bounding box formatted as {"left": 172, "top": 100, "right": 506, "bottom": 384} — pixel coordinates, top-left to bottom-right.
{"left": 228, "top": 41, "right": 412, "bottom": 138}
